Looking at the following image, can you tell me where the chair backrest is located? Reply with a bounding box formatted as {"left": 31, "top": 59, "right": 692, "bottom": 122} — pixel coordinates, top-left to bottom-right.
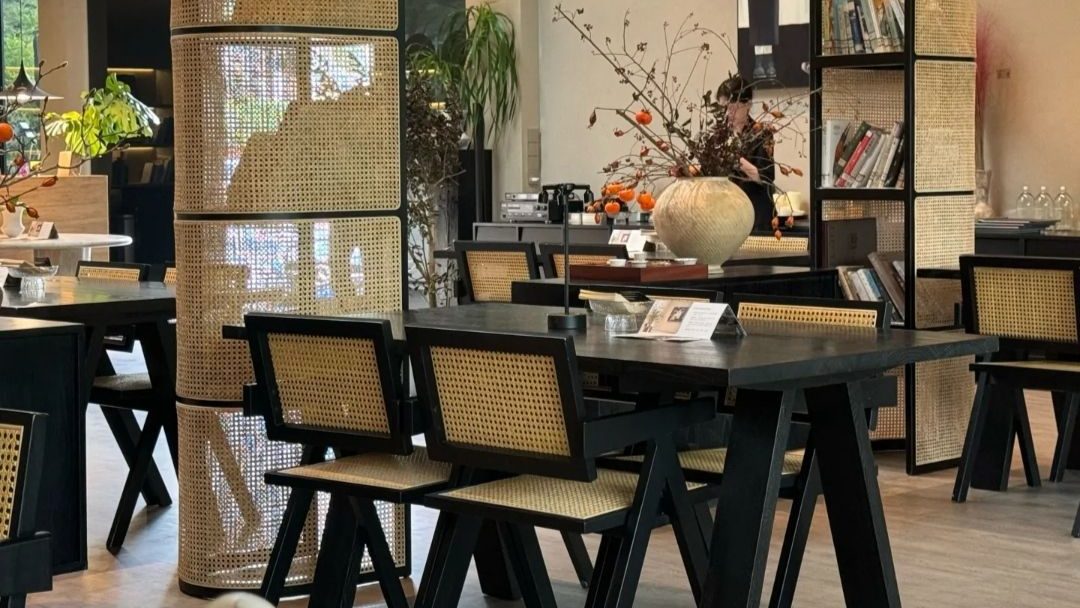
{"left": 0, "top": 409, "right": 46, "bottom": 543}
{"left": 738, "top": 235, "right": 810, "bottom": 255}
{"left": 731, "top": 294, "right": 889, "bottom": 329}
{"left": 75, "top": 261, "right": 150, "bottom": 282}
{"left": 162, "top": 264, "right": 178, "bottom": 286}
{"left": 246, "top": 313, "right": 411, "bottom": 454}
{"left": 456, "top": 241, "right": 540, "bottom": 303}
{"left": 960, "top": 255, "right": 1080, "bottom": 353}
{"left": 408, "top": 326, "right": 592, "bottom": 481}
{"left": 538, "top": 243, "right": 628, "bottom": 279}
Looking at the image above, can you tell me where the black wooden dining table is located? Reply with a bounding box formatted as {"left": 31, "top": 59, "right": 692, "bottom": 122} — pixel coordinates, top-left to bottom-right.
{"left": 0, "top": 276, "right": 178, "bottom": 567}
{"left": 227, "top": 303, "right": 997, "bottom": 607}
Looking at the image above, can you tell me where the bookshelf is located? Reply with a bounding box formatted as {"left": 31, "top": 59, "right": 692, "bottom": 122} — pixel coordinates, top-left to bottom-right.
{"left": 810, "top": 0, "right": 976, "bottom": 474}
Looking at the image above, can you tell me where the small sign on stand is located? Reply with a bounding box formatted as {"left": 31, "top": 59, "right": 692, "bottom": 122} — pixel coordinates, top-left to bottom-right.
{"left": 26, "top": 221, "right": 58, "bottom": 240}
{"left": 620, "top": 299, "right": 744, "bottom": 341}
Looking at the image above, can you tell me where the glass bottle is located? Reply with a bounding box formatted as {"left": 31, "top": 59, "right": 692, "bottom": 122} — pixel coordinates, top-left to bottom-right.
{"left": 1056, "top": 186, "right": 1076, "bottom": 231}
{"left": 1035, "top": 186, "right": 1054, "bottom": 221}
{"left": 1015, "top": 186, "right": 1035, "bottom": 219}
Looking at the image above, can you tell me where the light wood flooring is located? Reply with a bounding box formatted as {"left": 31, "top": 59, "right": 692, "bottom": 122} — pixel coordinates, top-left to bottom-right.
{"left": 27, "top": 350, "right": 1080, "bottom": 607}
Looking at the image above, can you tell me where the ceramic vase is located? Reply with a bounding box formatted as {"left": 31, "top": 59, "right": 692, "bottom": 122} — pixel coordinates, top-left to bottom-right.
{"left": 652, "top": 177, "right": 755, "bottom": 266}
{"left": 1, "top": 207, "right": 25, "bottom": 238}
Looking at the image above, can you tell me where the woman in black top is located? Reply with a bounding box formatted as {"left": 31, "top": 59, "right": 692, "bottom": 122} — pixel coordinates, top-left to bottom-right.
{"left": 720, "top": 74, "right": 776, "bottom": 231}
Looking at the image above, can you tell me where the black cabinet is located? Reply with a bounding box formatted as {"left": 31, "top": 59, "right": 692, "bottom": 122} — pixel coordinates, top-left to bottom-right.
{"left": 0, "top": 319, "right": 85, "bottom": 573}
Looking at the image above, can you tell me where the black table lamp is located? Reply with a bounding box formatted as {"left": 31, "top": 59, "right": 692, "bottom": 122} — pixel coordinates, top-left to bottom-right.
{"left": 541, "top": 183, "right": 592, "bottom": 331}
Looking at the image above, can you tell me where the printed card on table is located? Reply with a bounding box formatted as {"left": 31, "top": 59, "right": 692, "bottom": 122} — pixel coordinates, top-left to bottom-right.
{"left": 621, "top": 299, "right": 744, "bottom": 342}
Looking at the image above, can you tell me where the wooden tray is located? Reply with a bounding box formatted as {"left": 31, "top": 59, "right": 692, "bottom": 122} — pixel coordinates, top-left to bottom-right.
{"left": 568, "top": 263, "right": 708, "bottom": 283}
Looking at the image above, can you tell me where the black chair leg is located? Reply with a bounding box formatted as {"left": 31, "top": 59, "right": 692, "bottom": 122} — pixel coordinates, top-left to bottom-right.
{"left": 501, "top": 523, "right": 557, "bottom": 608}
{"left": 309, "top": 496, "right": 366, "bottom": 608}
{"left": 1073, "top": 501, "right": 1080, "bottom": 538}
{"left": 259, "top": 487, "right": 315, "bottom": 604}
{"left": 954, "top": 373, "right": 991, "bottom": 502}
{"left": 106, "top": 411, "right": 164, "bottom": 554}
{"left": 692, "top": 500, "right": 714, "bottom": 548}
{"left": 413, "top": 511, "right": 484, "bottom": 608}
{"left": 769, "top": 448, "right": 821, "bottom": 608}
{"left": 1051, "top": 393, "right": 1080, "bottom": 483}
{"left": 0, "top": 595, "right": 26, "bottom": 608}
{"left": 584, "top": 534, "right": 620, "bottom": 608}
{"left": 354, "top": 499, "right": 409, "bottom": 608}
{"left": 100, "top": 406, "right": 171, "bottom": 507}
{"left": 1012, "top": 387, "right": 1042, "bottom": 488}
{"left": 560, "top": 532, "right": 593, "bottom": 589}
{"left": 659, "top": 445, "right": 708, "bottom": 604}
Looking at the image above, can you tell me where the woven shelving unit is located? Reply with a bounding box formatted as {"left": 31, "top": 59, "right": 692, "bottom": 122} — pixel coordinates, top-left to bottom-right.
{"left": 171, "top": 0, "right": 408, "bottom": 595}
{"left": 811, "top": 0, "right": 976, "bottom": 473}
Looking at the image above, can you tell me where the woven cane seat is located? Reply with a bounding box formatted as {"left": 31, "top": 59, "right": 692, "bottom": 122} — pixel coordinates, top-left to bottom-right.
{"left": 267, "top": 447, "right": 451, "bottom": 496}
{"left": 616, "top": 448, "right": 804, "bottom": 479}
{"left": 429, "top": 469, "right": 703, "bottom": 532}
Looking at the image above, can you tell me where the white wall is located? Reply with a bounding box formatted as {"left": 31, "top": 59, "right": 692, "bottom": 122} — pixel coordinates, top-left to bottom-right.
{"left": 536, "top": 0, "right": 810, "bottom": 202}
{"left": 38, "top": 0, "right": 90, "bottom": 115}
{"left": 978, "top": 0, "right": 1080, "bottom": 213}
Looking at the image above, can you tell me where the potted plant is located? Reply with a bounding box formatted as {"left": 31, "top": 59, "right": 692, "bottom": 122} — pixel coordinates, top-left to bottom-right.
{"left": 0, "top": 69, "right": 156, "bottom": 238}
{"left": 554, "top": 6, "right": 807, "bottom": 265}
{"left": 416, "top": 3, "right": 520, "bottom": 223}
{"left": 405, "top": 53, "right": 464, "bottom": 307}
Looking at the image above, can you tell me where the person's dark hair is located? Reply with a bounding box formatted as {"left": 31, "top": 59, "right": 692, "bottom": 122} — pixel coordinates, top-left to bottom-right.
{"left": 719, "top": 73, "right": 754, "bottom": 104}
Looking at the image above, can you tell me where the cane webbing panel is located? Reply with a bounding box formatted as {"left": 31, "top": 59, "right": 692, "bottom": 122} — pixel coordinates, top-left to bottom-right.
{"left": 76, "top": 266, "right": 143, "bottom": 282}
{"left": 164, "top": 267, "right": 179, "bottom": 286}
{"left": 172, "top": 0, "right": 398, "bottom": 30}
{"left": 738, "top": 236, "right": 810, "bottom": 255}
{"left": 436, "top": 469, "right": 702, "bottom": 522}
{"left": 822, "top": 200, "right": 906, "bottom": 254}
{"left": 465, "top": 250, "right": 534, "bottom": 303}
{"left": 870, "top": 367, "right": 907, "bottom": 442}
{"left": 738, "top": 303, "right": 879, "bottom": 328}
{"left": 273, "top": 448, "right": 451, "bottom": 491}
{"left": 0, "top": 422, "right": 23, "bottom": 542}
{"left": 429, "top": 346, "right": 570, "bottom": 457}
{"left": 551, "top": 254, "right": 614, "bottom": 278}
{"left": 621, "top": 448, "right": 803, "bottom": 477}
{"left": 914, "top": 61, "right": 975, "bottom": 193}
{"left": 914, "top": 194, "right": 972, "bottom": 328}
{"left": 177, "top": 404, "right": 407, "bottom": 590}
{"left": 915, "top": 0, "right": 975, "bottom": 58}
{"left": 266, "top": 333, "right": 391, "bottom": 436}
{"left": 821, "top": 69, "right": 904, "bottom": 135}
{"left": 971, "top": 267, "right": 1078, "bottom": 343}
{"left": 172, "top": 34, "right": 400, "bottom": 214}
{"left": 914, "top": 356, "right": 975, "bottom": 467}
{"left": 175, "top": 216, "right": 402, "bottom": 402}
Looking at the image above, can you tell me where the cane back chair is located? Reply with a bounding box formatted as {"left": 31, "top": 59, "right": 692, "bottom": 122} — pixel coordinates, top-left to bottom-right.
{"left": 77, "top": 260, "right": 175, "bottom": 554}
{"left": 455, "top": 241, "right": 540, "bottom": 303}
{"left": 538, "top": 243, "right": 628, "bottom": 279}
{"left": 954, "top": 255, "right": 1080, "bottom": 537}
{"left": 246, "top": 313, "right": 450, "bottom": 606}
{"left": 0, "top": 409, "right": 51, "bottom": 608}
{"left": 408, "top": 326, "right": 717, "bottom": 608}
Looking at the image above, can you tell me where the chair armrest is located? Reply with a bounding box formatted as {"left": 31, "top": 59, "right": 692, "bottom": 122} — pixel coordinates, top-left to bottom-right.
{"left": 582, "top": 397, "right": 716, "bottom": 457}
{"left": 0, "top": 532, "right": 52, "bottom": 596}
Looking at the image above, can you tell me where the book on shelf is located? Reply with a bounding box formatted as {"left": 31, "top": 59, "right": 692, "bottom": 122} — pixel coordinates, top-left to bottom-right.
{"left": 868, "top": 251, "right": 906, "bottom": 320}
{"left": 837, "top": 254, "right": 906, "bottom": 323}
{"left": 823, "top": 119, "right": 906, "bottom": 189}
{"left": 827, "top": 0, "right": 904, "bottom": 54}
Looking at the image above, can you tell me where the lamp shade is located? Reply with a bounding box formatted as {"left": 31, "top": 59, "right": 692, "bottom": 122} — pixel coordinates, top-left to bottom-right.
{"left": 0, "top": 62, "right": 60, "bottom": 103}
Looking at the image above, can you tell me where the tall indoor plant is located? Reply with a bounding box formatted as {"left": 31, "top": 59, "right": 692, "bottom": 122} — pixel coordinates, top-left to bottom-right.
{"left": 418, "top": 3, "right": 519, "bottom": 223}
{"left": 405, "top": 54, "right": 464, "bottom": 307}
{"left": 554, "top": 5, "right": 807, "bottom": 265}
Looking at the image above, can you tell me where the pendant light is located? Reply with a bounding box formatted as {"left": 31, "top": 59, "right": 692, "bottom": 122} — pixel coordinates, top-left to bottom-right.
{"left": 0, "top": 0, "right": 59, "bottom": 102}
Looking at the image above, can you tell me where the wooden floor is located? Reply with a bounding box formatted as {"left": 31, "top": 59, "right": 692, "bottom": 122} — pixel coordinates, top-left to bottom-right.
{"left": 28, "top": 350, "right": 1080, "bottom": 606}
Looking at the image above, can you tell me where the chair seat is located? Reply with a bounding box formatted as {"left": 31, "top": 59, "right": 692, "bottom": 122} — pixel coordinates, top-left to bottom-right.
{"left": 266, "top": 447, "right": 452, "bottom": 502}
{"left": 973, "top": 360, "right": 1080, "bottom": 374}
{"left": 971, "top": 360, "right": 1080, "bottom": 391}
{"left": 606, "top": 448, "right": 804, "bottom": 486}
{"left": 428, "top": 469, "right": 704, "bottom": 533}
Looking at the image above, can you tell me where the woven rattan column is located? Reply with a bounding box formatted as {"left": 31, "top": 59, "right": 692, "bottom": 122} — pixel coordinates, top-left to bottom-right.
{"left": 170, "top": 0, "right": 407, "bottom": 596}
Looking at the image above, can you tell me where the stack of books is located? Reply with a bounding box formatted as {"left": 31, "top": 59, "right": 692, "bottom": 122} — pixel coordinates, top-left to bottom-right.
{"left": 975, "top": 218, "right": 1058, "bottom": 236}
{"left": 821, "top": 119, "right": 906, "bottom": 189}
{"left": 824, "top": 0, "right": 906, "bottom": 55}
{"left": 837, "top": 251, "right": 906, "bottom": 323}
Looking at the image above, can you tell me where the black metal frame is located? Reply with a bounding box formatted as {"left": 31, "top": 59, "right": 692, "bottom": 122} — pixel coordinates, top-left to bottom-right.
{"left": 954, "top": 255, "right": 1080, "bottom": 521}
{"left": 455, "top": 241, "right": 540, "bottom": 303}
{"left": 809, "top": 0, "right": 977, "bottom": 474}
{"left": 537, "top": 242, "right": 628, "bottom": 279}
{"left": 0, "top": 408, "right": 52, "bottom": 604}
{"left": 407, "top": 326, "right": 716, "bottom": 608}
{"left": 246, "top": 313, "right": 412, "bottom": 455}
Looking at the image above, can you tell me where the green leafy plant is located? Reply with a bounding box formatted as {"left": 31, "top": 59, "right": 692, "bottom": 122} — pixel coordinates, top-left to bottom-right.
{"left": 44, "top": 73, "right": 157, "bottom": 158}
